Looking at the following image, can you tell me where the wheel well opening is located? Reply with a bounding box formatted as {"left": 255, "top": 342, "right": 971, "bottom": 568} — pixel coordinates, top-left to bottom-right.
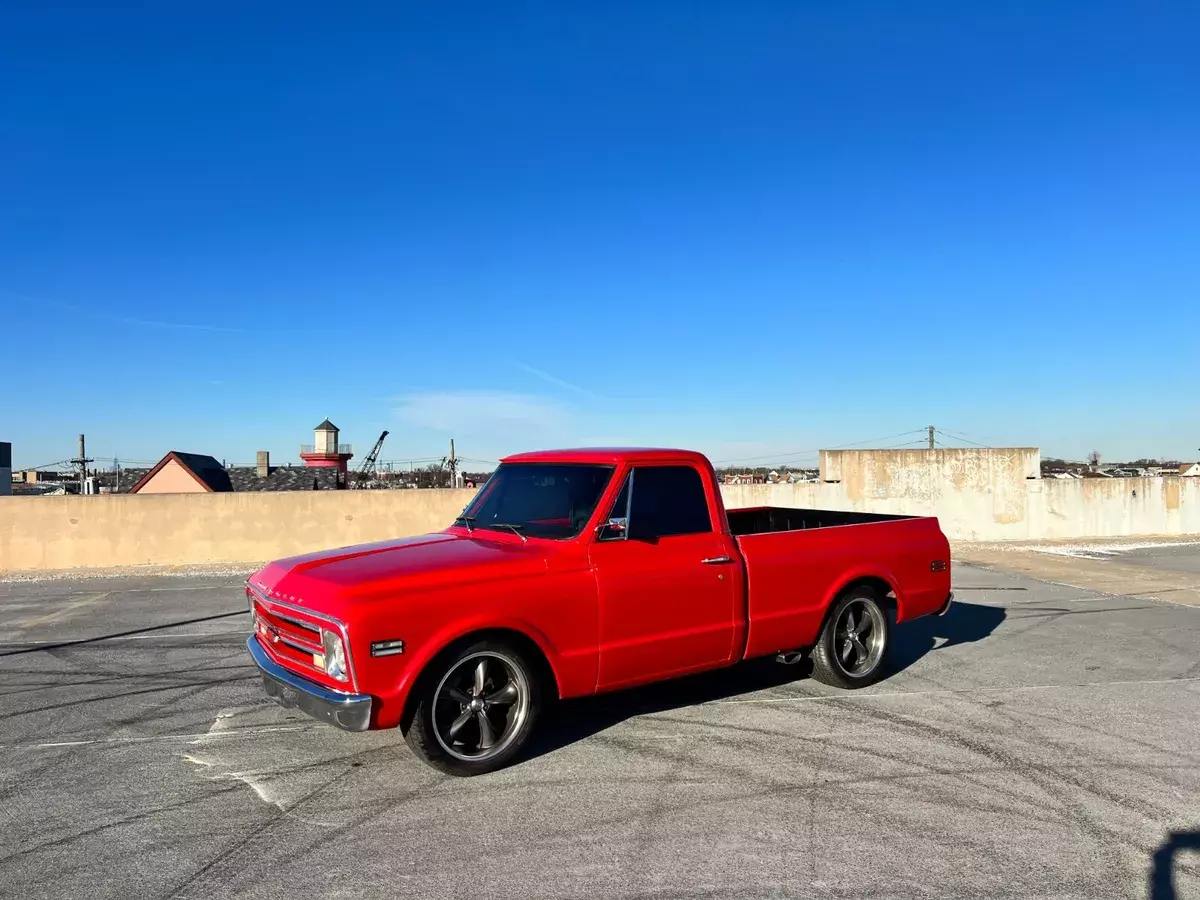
{"left": 399, "top": 628, "right": 559, "bottom": 733}
{"left": 812, "top": 576, "right": 898, "bottom": 640}
{"left": 845, "top": 577, "right": 897, "bottom": 613}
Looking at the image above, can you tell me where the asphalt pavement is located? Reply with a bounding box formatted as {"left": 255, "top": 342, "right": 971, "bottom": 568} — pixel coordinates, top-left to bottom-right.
{"left": 1, "top": 562, "right": 1198, "bottom": 900}
{"left": 1113, "top": 543, "right": 1200, "bottom": 576}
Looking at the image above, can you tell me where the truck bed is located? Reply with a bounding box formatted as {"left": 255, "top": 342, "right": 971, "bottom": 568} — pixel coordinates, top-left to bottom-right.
{"left": 728, "top": 508, "right": 951, "bottom": 662}
{"left": 726, "top": 506, "right": 914, "bottom": 537}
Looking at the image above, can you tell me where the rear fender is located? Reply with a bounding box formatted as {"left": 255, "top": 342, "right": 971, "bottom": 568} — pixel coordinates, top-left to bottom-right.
{"left": 820, "top": 565, "right": 905, "bottom": 622}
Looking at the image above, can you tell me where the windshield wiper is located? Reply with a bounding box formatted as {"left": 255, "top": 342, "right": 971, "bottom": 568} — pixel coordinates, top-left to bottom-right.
{"left": 487, "top": 522, "right": 527, "bottom": 543}
{"left": 454, "top": 514, "right": 476, "bottom": 533}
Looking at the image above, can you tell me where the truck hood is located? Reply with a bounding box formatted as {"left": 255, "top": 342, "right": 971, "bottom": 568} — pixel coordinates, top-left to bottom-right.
{"left": 250, "top": 532, "right": 552, "bottom": 621}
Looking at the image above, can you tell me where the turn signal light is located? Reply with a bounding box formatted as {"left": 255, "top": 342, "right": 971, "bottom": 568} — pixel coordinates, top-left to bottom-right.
{"left": 371, "top": 639, "right": 405, "bottom": 657}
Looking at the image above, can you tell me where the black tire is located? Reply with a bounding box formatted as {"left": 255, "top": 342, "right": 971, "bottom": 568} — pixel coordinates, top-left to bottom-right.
{"left": 403, "top": 638, "right": 543, "bottom": 776}
{"left": 810, "top": 586, "right": 892, "bottom": 689}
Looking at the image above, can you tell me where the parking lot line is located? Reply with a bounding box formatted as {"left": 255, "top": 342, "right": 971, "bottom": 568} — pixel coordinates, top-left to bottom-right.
{"left": 18, "top": 591, "right": 110, "bottom": 629}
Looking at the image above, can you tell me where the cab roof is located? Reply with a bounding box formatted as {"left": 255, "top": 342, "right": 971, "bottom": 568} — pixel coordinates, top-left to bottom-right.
{"left": 501, "top": 447, "right": 711, "bottom": 466}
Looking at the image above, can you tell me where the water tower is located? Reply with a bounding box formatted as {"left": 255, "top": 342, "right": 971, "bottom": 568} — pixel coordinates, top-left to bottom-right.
{"left": 300, "top": 419, "right": 353, "bottom": 473}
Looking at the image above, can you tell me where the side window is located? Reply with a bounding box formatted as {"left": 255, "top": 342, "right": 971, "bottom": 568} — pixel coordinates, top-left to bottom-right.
{"left": 628, "top": 466, "right": 712, "bottom": 539}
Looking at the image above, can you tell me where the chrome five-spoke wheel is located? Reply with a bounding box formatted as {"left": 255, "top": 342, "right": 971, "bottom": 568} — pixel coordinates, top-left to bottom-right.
{"left": 405, "top": 639, "right": 543, "bottom": 775}
{"left": 832, "top": 597, "right": 886, "bottom": 677}
{"left": 811, "top": 587, "right": 892, "bottom": 689}
{"left": 433, "top": 651, "right": 530, "bottom": 762}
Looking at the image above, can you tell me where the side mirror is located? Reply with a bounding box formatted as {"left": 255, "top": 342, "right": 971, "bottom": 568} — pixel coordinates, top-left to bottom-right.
{"left": 596, "top": 517, "right": 628, "bottom": 540}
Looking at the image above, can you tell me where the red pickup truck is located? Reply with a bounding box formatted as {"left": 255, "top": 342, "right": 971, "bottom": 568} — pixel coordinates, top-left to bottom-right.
{"left": 246, "top": 448, "right": 952, "bottom": 775}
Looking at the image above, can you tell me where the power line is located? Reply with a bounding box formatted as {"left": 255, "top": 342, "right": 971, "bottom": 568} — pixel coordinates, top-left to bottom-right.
{"left": 712, "top": 429, "right": 927, "bottom": 466}
{"left": 934, "top": 429, "right": 991, "bottom": 448}
{"left": 936, "top": 427, "right": 998, "bottom": 446}
{"left": 12, "top": 459, "right": 72, "bottom": 471}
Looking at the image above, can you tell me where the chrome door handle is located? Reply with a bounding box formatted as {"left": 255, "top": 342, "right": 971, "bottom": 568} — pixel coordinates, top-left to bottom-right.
{"left": 701, "top": 556, "right": 734, "bottom": 565}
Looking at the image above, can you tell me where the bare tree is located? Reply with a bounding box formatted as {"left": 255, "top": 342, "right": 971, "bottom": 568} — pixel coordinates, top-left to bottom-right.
{"left": 1088, "top": 449, "right": 1102, "bottom": 468}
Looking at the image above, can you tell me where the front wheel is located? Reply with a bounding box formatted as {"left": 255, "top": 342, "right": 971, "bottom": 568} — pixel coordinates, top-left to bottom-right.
{"left": 403, "top": 640, "right": 542, "bottom": 776}
{"left": 810, "top": 587, "right": 892, "bottom": 689}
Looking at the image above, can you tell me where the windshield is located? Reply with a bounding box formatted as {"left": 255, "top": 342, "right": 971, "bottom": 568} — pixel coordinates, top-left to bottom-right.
{"left": 458, "top": 463, "right": 614, "bottom": 540}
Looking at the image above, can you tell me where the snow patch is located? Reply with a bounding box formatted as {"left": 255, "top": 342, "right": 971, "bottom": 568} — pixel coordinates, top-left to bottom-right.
{"left": 1006, "top": 540, "right": 1200, "bottom": 559}
{"left": 0, "top": 564, "right": 259, "bottom": 585}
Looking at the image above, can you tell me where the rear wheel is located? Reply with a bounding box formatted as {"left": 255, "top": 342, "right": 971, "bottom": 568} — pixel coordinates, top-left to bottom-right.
{"left": 810, "top": 587, "right": 891, "bottom": 689}
{"left": 404, "top": 639, "right": 542, "bottom": 776}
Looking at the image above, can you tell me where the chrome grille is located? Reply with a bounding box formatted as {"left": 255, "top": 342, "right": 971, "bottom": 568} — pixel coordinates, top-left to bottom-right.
{"left": 245, "top": 583, "right": 359, "bottom": 691}
{"left": 252, "top": 598, "right": 324, "bottom": 674}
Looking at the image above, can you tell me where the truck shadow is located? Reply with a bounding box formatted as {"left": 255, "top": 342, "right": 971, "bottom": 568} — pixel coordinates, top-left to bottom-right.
{"left": 526, "top": 600, "right": 1006, "bottom": 763}
{"left": 0, "top": 610, "right": 247, "bottom": 657}
{"left": 1151, "top": 830, "right": 1200, "bottom": 900}
{"left": 888, "top": 599, "right": 1007, "bottom": 675}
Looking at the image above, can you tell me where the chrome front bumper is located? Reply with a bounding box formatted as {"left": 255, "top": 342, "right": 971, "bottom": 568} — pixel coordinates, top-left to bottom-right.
{"left": 246, "top": 637, "right": 373, "bottom": 732}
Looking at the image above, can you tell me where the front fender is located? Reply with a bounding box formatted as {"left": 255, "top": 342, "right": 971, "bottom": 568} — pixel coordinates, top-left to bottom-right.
{"left": 378, "top": 614, "right": 564, "bottom": 730}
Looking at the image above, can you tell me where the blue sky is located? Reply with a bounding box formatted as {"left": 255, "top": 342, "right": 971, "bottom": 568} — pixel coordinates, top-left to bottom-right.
{"left": 2, "top": 2, "right": 1198, "bottom": 470}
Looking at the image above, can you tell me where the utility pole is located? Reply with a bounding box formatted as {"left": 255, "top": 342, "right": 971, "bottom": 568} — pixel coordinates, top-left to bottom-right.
{"left": 928, "top": 425, "right": 936, "bottom": 450}
{"left": 448, "top": 438, "right": 457, "bottom": 489}
{"left": 71, "top": 434, "right": 94, "bottom": 495}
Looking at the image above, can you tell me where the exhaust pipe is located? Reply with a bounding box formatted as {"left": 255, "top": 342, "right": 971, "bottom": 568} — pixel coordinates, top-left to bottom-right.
{"left": 775, "top": 650, "right": 805, "bottom": 665}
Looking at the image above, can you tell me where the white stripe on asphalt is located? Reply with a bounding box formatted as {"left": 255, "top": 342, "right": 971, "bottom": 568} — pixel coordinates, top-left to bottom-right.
{"left": 712, "top": 675, "right": 1200, "bottom": 704}
{"left": 15, "top": 725, "right": 316, "bottom": 750}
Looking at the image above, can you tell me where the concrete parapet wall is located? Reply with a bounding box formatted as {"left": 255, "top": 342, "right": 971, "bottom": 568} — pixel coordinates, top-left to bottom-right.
{"left": 0, "top": 489, "right": 477, "bottom": 572}
{"left": 819, "top": 447, "right": 1042, "bottom": 484}
{"left": 0, "top": 474, "right": 1196, "bottom": 572}
{"left": 721, "top": 476, "right": 1199, "bottom": 542}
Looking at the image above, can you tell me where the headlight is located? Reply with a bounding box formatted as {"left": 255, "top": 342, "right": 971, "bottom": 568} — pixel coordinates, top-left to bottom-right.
{"left": 321, "top": 628, "right": 349, "bottom": 683}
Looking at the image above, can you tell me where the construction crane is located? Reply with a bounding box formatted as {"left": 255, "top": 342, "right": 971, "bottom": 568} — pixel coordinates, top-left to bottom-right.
{"left": 352, "top": 430, "right": 389, "bottom": 488}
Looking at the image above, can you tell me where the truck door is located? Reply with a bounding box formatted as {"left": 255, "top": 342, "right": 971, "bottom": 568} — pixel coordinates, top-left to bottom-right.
{"left": 589, "top": 463, "right": 741, "bottom": 689}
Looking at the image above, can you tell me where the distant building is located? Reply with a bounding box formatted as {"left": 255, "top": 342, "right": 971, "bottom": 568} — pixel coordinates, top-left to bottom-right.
{"left": 128, "top": 450, "right": 342, "bottom": 494}
{"left": 16, "top": 469, "right": 75, "bottom": 484}
{"left": 125, "top": 417, "right": 360, "bottom": 494}
{"left": 722, "top": 473, "right": 766, "bottom": 485}
{"left": 0, "top": 442, "right": 10, "bottom": 497}
{"left": 129, "top": 452, "right": 235, "bottom": 494}
{"left": 10, "top": 482, "right": 67, "bottom": 496}
{"left": 1180, "top": 463, "right": 1200, "bottom": 477}
{"left": 226, "top": 450, "right": 342, "bottom": 491}
{"left": 300, "top": 419, "right": 353, "bottom": 474}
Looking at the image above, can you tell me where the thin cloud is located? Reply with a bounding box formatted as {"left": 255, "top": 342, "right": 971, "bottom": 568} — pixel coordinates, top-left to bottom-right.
{"left": 2, "top": 292, "right": 244, "bottom": 334}
{"left": 516, "top": 363, "right": 599, "bottom": 399}
{"left": 394, "top": 390, "right": 571, "bottom": 437}
{"left": 116, "top": 315, "right": 244, "bottom": 334}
